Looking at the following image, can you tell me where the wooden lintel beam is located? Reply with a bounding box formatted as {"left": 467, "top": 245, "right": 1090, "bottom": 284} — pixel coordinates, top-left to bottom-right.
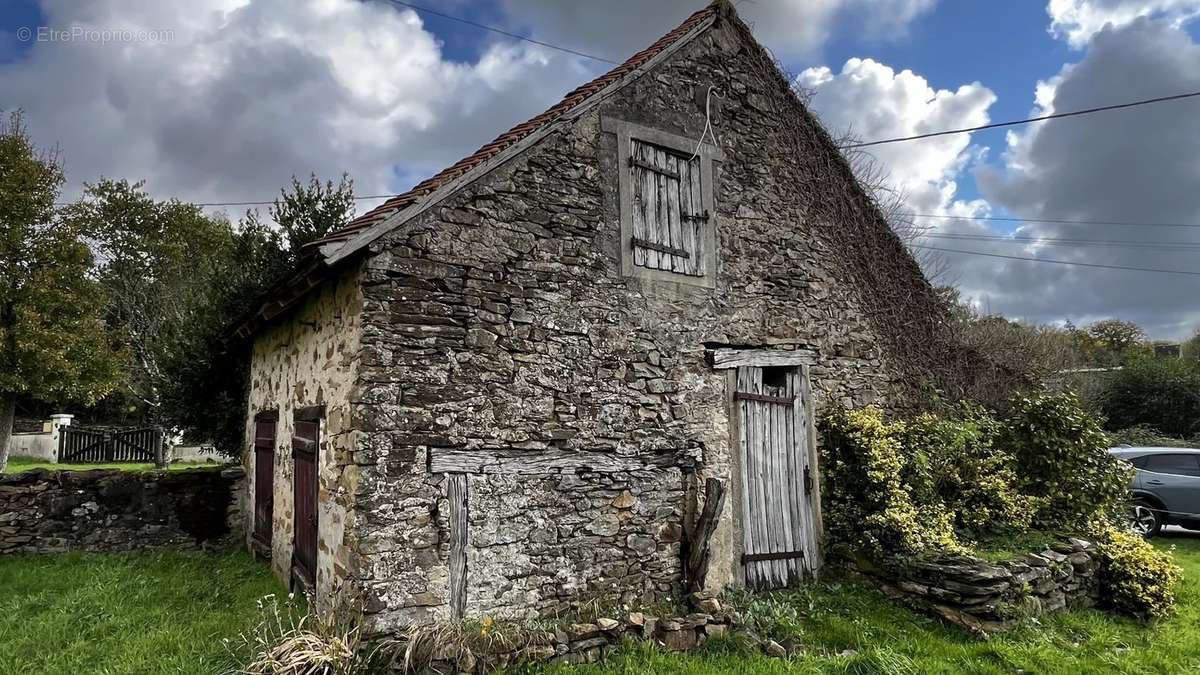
{"left": 429, "top": 447, "right": 699, "bottom": 475}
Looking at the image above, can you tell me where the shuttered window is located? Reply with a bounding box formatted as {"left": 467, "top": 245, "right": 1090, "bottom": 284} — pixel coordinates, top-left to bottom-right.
{"left": 629, "top": 139, "right": 706, "bottom": 276}
{"left": 252, "top": 411, "right": 277, "bottom": 548}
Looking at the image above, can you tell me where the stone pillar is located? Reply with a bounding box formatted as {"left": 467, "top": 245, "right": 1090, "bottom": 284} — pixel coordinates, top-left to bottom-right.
{"left": 47, "top": 414, "right": 73, "bottom": 464}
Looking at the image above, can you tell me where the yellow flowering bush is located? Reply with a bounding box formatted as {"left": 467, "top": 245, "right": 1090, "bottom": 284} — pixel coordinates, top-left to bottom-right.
{"left": 822, "top": 396, "right": 1179, "bottom": 618}
{"left": 821, "top": 407, "right": 963, "bottom": 558}
{"left": 1094, "top": 528, "right": 1182, "bottom": 620}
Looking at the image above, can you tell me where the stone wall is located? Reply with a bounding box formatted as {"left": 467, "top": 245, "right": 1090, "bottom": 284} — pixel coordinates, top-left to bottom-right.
{"left": 346, "top": 14, "right": 925, "bottom": 632}
{"left": 867, "top": 538, "right": 1100, "bottom": 633}
{"left": 410, "top": 599, "right": 741, "bottom": 673}
{"left": 0, "top": 466, "right": 245, "bottom": 553}
{"left": 245, "top": 265, "right": 363, "bottom": 608}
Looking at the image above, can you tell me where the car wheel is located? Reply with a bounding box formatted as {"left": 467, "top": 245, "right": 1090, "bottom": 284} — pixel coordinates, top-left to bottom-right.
{"left": 1129, "top": 501, "right": 1162, "bottom": 538}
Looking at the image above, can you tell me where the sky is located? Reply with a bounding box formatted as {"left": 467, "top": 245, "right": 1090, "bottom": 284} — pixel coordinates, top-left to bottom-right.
{"left": 2, "top": 0, "right": 1200, "bottom": 339}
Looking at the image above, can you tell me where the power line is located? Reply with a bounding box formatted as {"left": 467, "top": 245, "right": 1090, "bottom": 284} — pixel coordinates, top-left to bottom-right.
{"left": 842, "top": 90, "right": 1200, "bottom": 149}
{"left": 55, "top": 194, "right": 397, "bottom": 208}
{"left": 384, "top": 0, "right": 618, "bottom": 65}
{"left": 906, "top": 212, "right": 1200, "bottom": 229}
{"left": 919, "top": 232, "right": 1200, "bottom": 251}
{"left": 912, "top": 244, "right": 1200, "bottom": 277}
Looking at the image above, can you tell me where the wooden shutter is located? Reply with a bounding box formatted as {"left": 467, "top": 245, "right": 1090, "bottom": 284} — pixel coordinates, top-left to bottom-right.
{"left": 252, "top": 413, "right": 277, "bottom": 547}
{"left": 630, "top": 139, "right": 705, "bottom": 276}
{"left": 292, "top": 410, "right": 321, "bottom": 588}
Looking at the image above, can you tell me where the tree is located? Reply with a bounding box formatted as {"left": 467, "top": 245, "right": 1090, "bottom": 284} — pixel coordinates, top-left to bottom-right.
{"left": 938, "top": 286, "right": 1078, "bottom": 383}
{"left": 1086, "top": 319, "right": 1147, "bottom": 365}
{"left": 61, "top": 180, "right": 235, "bottom": 424}
{"left": 158, "top": 175, "right": 355, "bottom": 455}
{"left": 1182, "top": 328, "right": 1200, "bottom": 362}
{"left": 1100, "top": 356, "right": 1200, "bottom": 437}
{"left": 0, "top": 112, "right": 124, "bottom": 470}
{"left": 269, "top": 173, "right": 355, "bottom": 252}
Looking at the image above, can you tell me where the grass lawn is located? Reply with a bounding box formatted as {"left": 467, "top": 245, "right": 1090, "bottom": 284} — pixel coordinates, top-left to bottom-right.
{"left": 0, "top": 551, "right": 288, "bottom": 675}
{"left": 2, "top": 540, "right": 1197, "bottom": 674}
{"left": 3, "top": 457, "right": 225, "bottom": 473}
{"left": 529, "top": 534, "right": 1200, "bottom": 675}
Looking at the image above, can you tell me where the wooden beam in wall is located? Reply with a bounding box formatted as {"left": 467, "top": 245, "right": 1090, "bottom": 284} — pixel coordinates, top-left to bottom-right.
{"left": 428, "top": 448, "right": 698, "bottom": 475}
{"left": 708, "top": 349, "right": 815, "bottom": 370}
{"left": 446, "top": 473, "right": 468, "bottom": 620}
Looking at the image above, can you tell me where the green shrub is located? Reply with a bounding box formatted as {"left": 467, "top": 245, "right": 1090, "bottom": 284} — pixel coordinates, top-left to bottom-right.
{"left": 821, "top": 407, "right": 963, "bottom": 558}
{"left": 997, "top": 391, "right": 1132, "bottom": 531}
{"left": 901, "top": 408, "right": 1040, "bottom": 539}
{"left": 1101, "top": 356, "right": 1200, "bottom": 437}
{"left": 1094, "top": 528, "right": 1182, "bottom": 619}
{"left": 1108, "top": 424, "right": 1200, "bottom": 449}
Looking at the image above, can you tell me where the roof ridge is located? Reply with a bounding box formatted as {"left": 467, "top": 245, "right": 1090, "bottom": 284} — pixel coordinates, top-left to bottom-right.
{"left": 310, "top": 4, "right": 719, "bottom": 249}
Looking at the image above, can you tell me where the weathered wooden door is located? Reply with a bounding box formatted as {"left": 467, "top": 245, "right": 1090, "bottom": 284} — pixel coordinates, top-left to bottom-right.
{"left": 292, "top": 417, "right": 319, "bottom": 588}
{"left": 735, "top": 365, "right": 821, "bottom": 588}
{"left": 252, "top": 414, "right": 276, "bottom": 547}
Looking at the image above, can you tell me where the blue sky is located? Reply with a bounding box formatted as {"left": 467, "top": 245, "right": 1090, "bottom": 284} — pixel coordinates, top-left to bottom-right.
{"left": 2, "top": 0, "right": 1200, "bottom": 337}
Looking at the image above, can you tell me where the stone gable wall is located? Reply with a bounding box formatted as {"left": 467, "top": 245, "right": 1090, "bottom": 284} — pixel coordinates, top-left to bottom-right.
{"left": 245, "top": 265, "right": 363, "bottom": 608}
{"left": 347, "top": 17, "right": 929, "bottom": 633}
{"left": 0, "top": 466, "right": 244, "bottom": 553}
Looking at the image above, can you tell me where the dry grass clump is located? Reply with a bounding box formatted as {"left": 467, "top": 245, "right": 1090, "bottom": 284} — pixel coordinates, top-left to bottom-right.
{"left": 229, "top": 594, "right": 369, "bottom": 675}
{"left": 381, "top": 617, "right": 556, "bottom": 674}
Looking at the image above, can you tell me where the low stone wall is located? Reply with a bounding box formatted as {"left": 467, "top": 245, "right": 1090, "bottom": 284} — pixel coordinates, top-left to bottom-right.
{"left": 0, "top": 466, "right": 246, "bottom": 553}
{"left": 866, "top": 537, "right": 1099, "bottom": 633}
{"left": 412, "top": 593, "right": 762, "bottom": 673}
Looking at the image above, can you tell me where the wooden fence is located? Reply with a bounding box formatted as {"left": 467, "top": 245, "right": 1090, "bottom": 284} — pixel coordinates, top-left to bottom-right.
{"left": 58, "top": 426, "right": 164, "bottom": 464}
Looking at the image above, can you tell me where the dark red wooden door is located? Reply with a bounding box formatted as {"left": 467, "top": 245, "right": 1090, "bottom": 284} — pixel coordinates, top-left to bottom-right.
{"left": 252, "top": 418, "right": 276, "bottom": 546}
{"left": 292, "top": 418, "right": 319, "bottom": 587}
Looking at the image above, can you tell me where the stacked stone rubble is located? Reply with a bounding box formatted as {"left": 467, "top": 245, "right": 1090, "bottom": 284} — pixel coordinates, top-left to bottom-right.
{"left": 0, "top": 466, "right": 243, "bottom": 553}
{"left": 873, "top": 537, "right": 1100, "bottom": 633}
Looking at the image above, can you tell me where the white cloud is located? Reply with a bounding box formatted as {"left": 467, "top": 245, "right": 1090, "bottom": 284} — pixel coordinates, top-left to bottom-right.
{"left": 796, "top": 58, "right": 996, "bottom": 215}
{"left": 975, "top": 18, "right": 1200, "bottom": 338}
{"left": 499, "top": 0, "right": 937, "bottom": 60}
{"left": 2, "top": 0, "right": 586, "bottom": 212}
{"left": 1047, "top": 0, "right": 1200, "bottom": 47}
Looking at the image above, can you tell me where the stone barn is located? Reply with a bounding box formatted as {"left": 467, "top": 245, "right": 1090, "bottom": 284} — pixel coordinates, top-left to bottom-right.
{"left": 234, "top": 2, "right": 980, "bottom": 632}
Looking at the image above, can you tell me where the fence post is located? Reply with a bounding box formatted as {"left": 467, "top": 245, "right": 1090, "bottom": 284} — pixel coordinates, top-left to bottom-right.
{"left": 48, "top": 414, "right": 72, "bottom": 464}
{"left": 154, "top": 428, "right": 167, "bottom": 469}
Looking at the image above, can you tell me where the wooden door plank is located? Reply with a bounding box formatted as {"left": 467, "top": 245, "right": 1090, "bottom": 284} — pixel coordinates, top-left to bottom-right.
{"left": 786, "top": 370, "right": 810, "bottom": 579}
{"left": 774, "top": 374, "right": 799, "bottom": 583}
{"left": 678, "top": 159, "right": 696, "bottom": 275}
{"left": 666, "top": 153, "right": 685, "bottom": 274}
{"left": 747, "top": 372, "right": 768, "bottom": 588}
{"left": 657, "top": 146, "right": 676, "bottom": 270}
{"left": 769, "top": 381, "right": 792, "bottom": 586}
{"left": 749, "top": 370, "right": 771, "bottom": 588}
{"left": 758, "top": 374, "right": 784, "bottom": 587}
{"left": 688, "top": 155, "right": 704, "bottom": 275}
{"left": 631, "top": 141, "right": 648, "bottom": 268}
{"left": 801, "top": 365, "right": 823, "bottom": 572}
{"left": 643, "top": 143, "right": 662, "bottom": 269}
{"left": 735, "top": 367, "right": 760, "bottom": 588}
{"left": 447, "top": 473, "right": 469, "bottom": 620}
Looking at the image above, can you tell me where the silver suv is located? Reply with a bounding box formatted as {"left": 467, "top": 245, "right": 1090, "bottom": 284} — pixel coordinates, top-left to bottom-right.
{"left": 1110, "top": 446, "right": 1200, "bottom": 537}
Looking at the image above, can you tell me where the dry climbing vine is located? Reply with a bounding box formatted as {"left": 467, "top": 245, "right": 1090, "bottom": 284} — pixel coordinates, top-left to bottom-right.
{"left": 713, "top": 3, "right": 1026, "bottom": 410}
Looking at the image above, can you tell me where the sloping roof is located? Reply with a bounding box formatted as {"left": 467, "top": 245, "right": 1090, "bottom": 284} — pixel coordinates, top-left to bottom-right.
{"left": 309, "top": 3, "right": 719, "bottom": 252}
{"left": 235, "top": 3, "right": 725, "bottom": 339}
